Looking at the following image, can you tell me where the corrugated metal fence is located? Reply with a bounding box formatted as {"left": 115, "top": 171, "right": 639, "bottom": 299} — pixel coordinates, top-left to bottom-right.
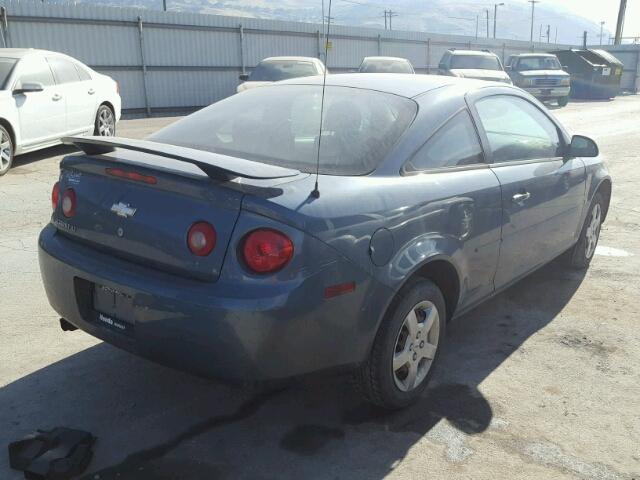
{"left": 0, "top": 0, "right": 635, "bottom": 114}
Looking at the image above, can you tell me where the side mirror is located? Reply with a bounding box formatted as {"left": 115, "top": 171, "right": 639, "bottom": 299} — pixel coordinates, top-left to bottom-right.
{"left": 505, "top": 65, "right": 512, "bottom": 71}
{"left": 13, "top": 82, "right": 44, "bottom": 95}
{"left": 238, "top": 73, "right": 249, "bottom": 82}
{"left": 562, "top": 65, "right": 569, "bottom": 71}
{"left": 569, "top": 135, "right": 598, "bottom": 158}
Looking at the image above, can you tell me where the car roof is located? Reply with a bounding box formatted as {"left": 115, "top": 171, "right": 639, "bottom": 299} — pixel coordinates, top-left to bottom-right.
{"left": 511, "top": 53, "right": 557, "bottom": 58}
{"left": 362, "top": 56, "right": 411, "bottom": 62}
{"left": 449, "top": 49, "right": 497, "bottom": 57}
{"left": 277, "top": 73, "right": 502, "bottom": 99}
{"left": 0, "top": 48, "right": 77, "bottom": 61}
{"left": 261, "top": 56, "right": 320, "bottom": 63}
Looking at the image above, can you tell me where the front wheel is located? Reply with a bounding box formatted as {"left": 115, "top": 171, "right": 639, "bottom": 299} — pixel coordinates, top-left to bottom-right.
{"left": 0, "top": 125, "right": 14, "bottom": 177}
{"left": 354, "top": 278, "right": 446, "bottom": 409}
{"left": 569, "top": 192, "right": 604, "bottom": 269}
{"left": 94, "top": 105, "right": 116, "bottom": 137}
{"left": 557, "top": 96, "right": 569, "bottom": 107}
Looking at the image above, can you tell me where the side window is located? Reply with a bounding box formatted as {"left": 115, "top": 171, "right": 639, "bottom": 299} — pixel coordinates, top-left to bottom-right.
{"left": 475, "top": 95, "right": 562, "bottom": 163}
{"left": 405, "top": 110, "right": 484, "bottom": 172}
{"left": 74, "top": 64, "right": 92, "bottom": 81}
{"left": 47, "top": 57, "right": 81, "bottom": 84}
{"left": 15, "top": 56, "right": 54, "bottom": 88}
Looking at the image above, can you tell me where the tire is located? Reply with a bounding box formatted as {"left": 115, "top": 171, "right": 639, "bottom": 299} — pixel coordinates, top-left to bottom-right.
{"left": 0, "top": 125, "right": 14, "bottom": 177}
{"left": 355, "top": 278, "right": 446, "bottom": 409}
{"left": 94, "top": 104, "right": 116, "bottom": 137}
{"left": 557, "top": 96, "right": 569, "bottom": 107}
{"left": 569, "top": 192, "right": 604, "bottom": 269}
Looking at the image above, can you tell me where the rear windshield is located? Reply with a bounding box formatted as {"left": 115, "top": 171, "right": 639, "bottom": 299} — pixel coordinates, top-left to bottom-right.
{"left": 451, "top": 55, "right": 501, "bottom": 70}
{"left": 150, "top": 85, "right": 417, "bottom": 176}
{"left": 516, "top": 57, "right": 562, "bottom": 71}
{"left": 248, "top": 60, "right": 318, "bottom": 82}
{"left": 359, "top": 60, "right": 414, "bottom": 74}
{"left": 0, "top": 58, "right": 17, "bottom": 90}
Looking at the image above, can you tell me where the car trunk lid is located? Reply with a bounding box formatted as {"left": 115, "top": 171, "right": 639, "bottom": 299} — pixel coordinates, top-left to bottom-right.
{"left": 54, "top": 137, "right": 301, "bottom": 281}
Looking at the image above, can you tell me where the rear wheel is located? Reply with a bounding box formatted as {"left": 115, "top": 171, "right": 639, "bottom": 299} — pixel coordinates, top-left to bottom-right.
{"left": 94, "top": 105, "right": 115, "bottom": 137}
{"left": 0, "top": 125, "right": 14, "bottom": 176}
{"left": 569, "top": 192, "right": 604, "bottom": 269}
{"left": 558, "top": 96, "right": 569, "bottom": 107}
{"left": 355, "top": 278, "right": 446, "bottom": 409}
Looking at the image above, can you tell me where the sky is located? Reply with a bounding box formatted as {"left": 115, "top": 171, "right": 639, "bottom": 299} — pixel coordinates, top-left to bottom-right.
{"left": 524, "top": 0, "right": 638, "bottom": 39}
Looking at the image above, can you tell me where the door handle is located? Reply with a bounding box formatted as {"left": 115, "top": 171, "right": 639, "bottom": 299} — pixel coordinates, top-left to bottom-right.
{"left": 512, "top": 192, "right": 531, "bottom": 204}
{"left": 88, "top": 88, "right": 95, "bottom": 95}
{"left": 52, "top": 93, "right": 62, "bottom": 101}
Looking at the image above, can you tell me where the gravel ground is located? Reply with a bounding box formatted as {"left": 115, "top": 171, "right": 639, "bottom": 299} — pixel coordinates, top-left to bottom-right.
{"left": 0, "top": 97, "right": 639, "bottom": 480}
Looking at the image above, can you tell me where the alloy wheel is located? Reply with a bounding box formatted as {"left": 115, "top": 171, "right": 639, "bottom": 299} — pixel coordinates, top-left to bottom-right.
{"left": 98, "top": 108, "right": 115, "bottom": 136}
{"left": 393, "top": 300, "right": 440, "bottom": 392}
{"left": 0, "top": 129, "right": 12, "bottom": 174}
{"left": 585, "top": 203, "right": 602, "bottom": 259}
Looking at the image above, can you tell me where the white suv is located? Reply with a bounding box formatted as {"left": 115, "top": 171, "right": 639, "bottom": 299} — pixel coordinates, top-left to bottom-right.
{"left": 0, "top": 48, "right": 121, "bottom": 176}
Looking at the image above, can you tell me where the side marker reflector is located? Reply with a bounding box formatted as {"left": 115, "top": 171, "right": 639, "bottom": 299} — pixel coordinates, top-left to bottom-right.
{"left": 324, "top": 281, "right": 356, "bottom": 299}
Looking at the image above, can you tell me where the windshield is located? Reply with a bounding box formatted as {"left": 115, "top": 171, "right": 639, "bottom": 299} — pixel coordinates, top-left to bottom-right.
{"left": 150, "top": 85, "right": 417, "bottom": 176}
{"left": 359, "top": 60, "right": 414, "bottom": 74}
{"left": 248, "top": 60, "right": 319, "bottom": 82}
{"left": 451, "top": 55, "right": 501, "bottom": 70}
{"left": 0, "top": 58, "right": 17, "bottom": 90}
{"left": 516, "top": 57, "right": 562, "bottom": 71}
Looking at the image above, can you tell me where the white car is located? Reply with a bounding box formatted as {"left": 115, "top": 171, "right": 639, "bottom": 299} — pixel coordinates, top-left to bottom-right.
{"left": 0, "top": 48, "right": 121, "bottom": 176}
{"left": 358, "top": 56, "right": 415, "bottom": 74}
{"left": 237, "top": 56, "right": 326, "bottom": 93}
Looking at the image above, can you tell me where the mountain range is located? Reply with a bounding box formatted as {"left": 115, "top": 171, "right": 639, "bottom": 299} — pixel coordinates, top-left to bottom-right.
{"left": 67, "top": 0, "right": 613, "bottom": 46}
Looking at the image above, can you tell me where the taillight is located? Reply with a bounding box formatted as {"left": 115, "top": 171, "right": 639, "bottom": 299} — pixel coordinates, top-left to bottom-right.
{"left": 106, "top": 168, "right": 157, "bottom": 185}
{"left": 187, "top": 222, "right": 217, "bottom": 256}
{"left": 242, "top": 229, "right": 294, "bottom": 274}
{"left": 61, "top": 188, "right": 76, "bottom": 218}
{"left": 52, "top": 182, "right": 60, "bottom": 211}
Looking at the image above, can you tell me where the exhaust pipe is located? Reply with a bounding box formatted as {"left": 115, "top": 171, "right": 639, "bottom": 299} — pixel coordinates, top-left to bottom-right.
{"left": 59, "top": 318, "right": 77, "bottom": 332}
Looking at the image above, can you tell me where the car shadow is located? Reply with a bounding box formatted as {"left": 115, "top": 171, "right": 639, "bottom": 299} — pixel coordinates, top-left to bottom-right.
{"left": 0, "top": 256, "right": 586, "bottom": 479}
{"left": 11, "top": 144, "right": 78, "bottom": 169}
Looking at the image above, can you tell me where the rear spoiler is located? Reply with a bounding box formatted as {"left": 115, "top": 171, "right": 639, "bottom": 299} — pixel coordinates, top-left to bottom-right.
{"left": 62, "top": 136, "right": 300, "bottom": 180}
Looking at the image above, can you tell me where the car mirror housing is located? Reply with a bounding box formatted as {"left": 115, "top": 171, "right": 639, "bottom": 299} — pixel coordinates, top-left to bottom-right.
{"left": 238, "top": 73, "right": 249, "bottom": 82}
{"left": 13, "top": 82, "right": 44, "bottom": 95}
{"left": 570, "top": 135, "right": 599, "bottom": 158}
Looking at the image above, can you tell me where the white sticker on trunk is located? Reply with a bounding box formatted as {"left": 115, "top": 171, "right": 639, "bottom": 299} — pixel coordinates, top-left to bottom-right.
{"left": 602, "top": 67, "right": 611, "bottom": 76}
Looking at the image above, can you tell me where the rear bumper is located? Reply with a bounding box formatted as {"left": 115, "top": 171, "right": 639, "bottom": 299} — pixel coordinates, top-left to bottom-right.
{"left": 522, "top": 86, "right": 570, "bottom": 99}
{"left": 38, "top": 224, "right": 390, "bottom": 382}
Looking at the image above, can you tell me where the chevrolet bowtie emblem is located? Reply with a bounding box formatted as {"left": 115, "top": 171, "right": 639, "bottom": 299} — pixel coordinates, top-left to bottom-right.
{"left": 110, "top": 202, "right": 137, "bottom": 218}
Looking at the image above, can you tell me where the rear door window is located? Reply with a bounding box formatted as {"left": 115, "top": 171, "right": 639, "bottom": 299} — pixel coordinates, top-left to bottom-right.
{"left": 475, "top": 95, "right": 562, "bottom": 163}
{"left": 47, "top": 57, "right": 81, "bottom": 84}
{"left": 405, "top": 110, "right": 484, "bottom": 172}
{"left": 75, "top": 63, "right": 93, "bottom": 81}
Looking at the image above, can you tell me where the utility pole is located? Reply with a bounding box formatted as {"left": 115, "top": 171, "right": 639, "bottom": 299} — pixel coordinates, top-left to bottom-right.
{"left": 528, "top": 0, "right": 539, "bottom": 44}
{"left": 493, "top": 3, "right": 504, "bottom": 39}
{"left": 554, "top": 26, "right": 558, "bottom": 43}
{"left": 539, "top": 23, "right": 543, "bottom": 43}
{"left": 599, "top": 21, "right": 605, "bottom": 45}
{"left": 387, "top": 10, "right": 398, "bottom": 30}
{"left": 476, "top": 15, "right": 479, "bottom": 39}
{"left": 162, "top": 0, "right": 166, "bottom": 11}
{"left": 383, "top": 10, "right": 387, "bottom": 30}
{"left": 485, "top": 9, "right": 490, "bottom": 39}
{"left": 583, "top": 30, "right": 587, "bottom": 49}
{"left": 614, "top": 0, "right": 626, "bottom": 45}
{"left": 546, "top": 24, "right": 550, "bottom": 43}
